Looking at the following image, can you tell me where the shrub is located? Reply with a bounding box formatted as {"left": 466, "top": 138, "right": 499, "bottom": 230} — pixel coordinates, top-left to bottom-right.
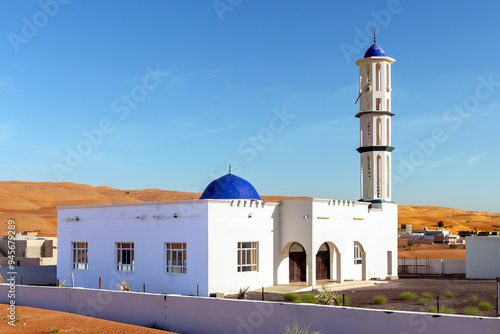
{"left": 50, "top": 328, "right": 60, "bottom": 333}
{"left": 421, "top": 292, "right": 433, "bottom": 299}
{"left": 58, "top": 280, "right": 69, "bottom": 287}
{"left": 301, "top": 293, "right": 317, "bottom": 304}
{"left": 438, "top": 221, "right": 444, "bottom": 227}
{"left": 444, "top": 290, "right": 455, "bottom": 298}
{"left": 464, "top": 306, "right": 484, "bottom": 316}
{"left": 145, "top": 322, "right": 166, "bottom": 330}
{"left": 284, "top": 323, "right": 321, "bottom": 334}
{"left": 449, "top": 244, "right": 458, "bottom": 249}
{"left": 284, "top": 293, "right": 301, "bottom": 303}
{"left": 470, "top": 294, "right": 479, "bottom": 302}
{"left": 479, "top": 301, "right": 493, "bottom": 311}
{"left": 238, "top": 286, "right": 250, "bottom": 299}
{"left": 373, "top": 295, "right": 387, "bottom": 305}
{"left": 428, "top": 306, "right": 455, "bottom": 314}
{"left": 316, "top": 286, "right": 349, "bottom": 306}
{"left": 116, "top": 280, "right": 131, "bottom": 291}
{"left": 407, "top": 240, "right": 414, "bottom": 247}
{"left": 417, "top": 298, "right": 428, "bottom": 305}
{"left": 400, "top": 291, "right": 417, "bottom": 300}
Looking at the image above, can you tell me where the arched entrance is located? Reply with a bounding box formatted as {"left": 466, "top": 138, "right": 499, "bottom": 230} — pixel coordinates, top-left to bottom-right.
{"left": 316, "top": 243, "right": 330, "bottom": 280}
{"left": 289, "top": 242, "right": 306, "bottom": 282}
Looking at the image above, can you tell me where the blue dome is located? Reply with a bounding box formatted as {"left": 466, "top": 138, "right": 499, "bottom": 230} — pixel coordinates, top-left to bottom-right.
{"left": 364, "top": 43, "right": 386, "bottom": 58}
{"left": 199, "top": 173, "right": 262, "bottom": 200}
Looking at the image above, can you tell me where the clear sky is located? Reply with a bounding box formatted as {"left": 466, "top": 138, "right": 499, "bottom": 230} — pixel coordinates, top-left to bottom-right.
{"left": 0, "top": 1, "right": 498, "bottom": 213}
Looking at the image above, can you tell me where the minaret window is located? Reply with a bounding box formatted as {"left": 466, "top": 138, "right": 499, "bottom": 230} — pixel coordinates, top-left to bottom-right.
{"left": 366, "top": 120, "right": 371, "bottom": 144}
{"left": 367, "top": 156, "right": 371, "bottom": 198}
{"left": 377, "top": 155, "right": 382, "bottom": 198}
{"left": 365, "top": 98, "right": 370, "bottom": 111}
{"left": 376, "top": 98, "right": 381, "bottom": 111}
{"left": 386, "top": 119, "right": 390, "bottom": 145}
{"left": 386, "top": 63, "right": 390, "bottom": 88}
{"left": 365, "top": 64, "right": 370, "bottom": 85}
{"left": 376, "top": 118, "right": 382, "bottom": 145}
{"left": 386, "top": 156, "right": 390, "bottom": 199}
{"left": 376, "top": 63, "right": 381, "bottom": 91}
{"left": 387, "top": 98, "right": 390, "bottom": 111}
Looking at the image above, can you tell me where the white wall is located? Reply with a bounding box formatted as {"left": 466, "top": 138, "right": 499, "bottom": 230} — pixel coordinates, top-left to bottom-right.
{"left": 399, "top": 260, "right": 465, "bottom": 275}
{"left": 278, "top": 199, "right": 398, "bottom": 285}
{"left": 58, "top": 200, "right": 210, "bottom": 296}
{"left": 207, "top": 200, "right": 278, "bottom": 295}
{"left": 0, "top": 265, "right": 56, "bottom": 285}
{"left": 466, "top": 236, "right": 500, "bottom": 279}
{"left": 1, "top": 285, "right": 498, "bottom": 334}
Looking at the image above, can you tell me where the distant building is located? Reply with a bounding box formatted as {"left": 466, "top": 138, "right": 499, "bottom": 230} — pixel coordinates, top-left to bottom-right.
{"left": 0, "top": 231, "right": 57, "bottom": 266}
{"left": 57, "top": 41, "right": 399, "bottom": 296}
{"left": 466, "top": 236, "right": 500, "bottom": 279}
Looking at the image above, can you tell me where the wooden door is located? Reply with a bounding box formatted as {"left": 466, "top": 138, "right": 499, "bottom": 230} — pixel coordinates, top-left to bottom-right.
{"left": 289, "top": 246, "right": 306, "bottom": 282}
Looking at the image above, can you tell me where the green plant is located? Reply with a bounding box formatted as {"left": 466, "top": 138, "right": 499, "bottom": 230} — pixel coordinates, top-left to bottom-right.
{"left": 301, "top": 293, "right": 317, "bottom": 304}
{"left": 284, "top": 322, "right": 321, "bottom": 334}
{"left": 50, "top": 328, "right": 61, "bottom": 333}
{"left": 438, "top": 221, "right": 444, "bottom": 227}
{"left": 284, "top": 293, "right": 301, "bottom": 303}
{"left": 479, "top": 301, "right": 493, "bottom": 311}
{"left": 421, "top": 292, "right": 433, "bottom": 299}
{"left": 407, "top": 240, "right": 414, "bottom": 246}
{"left": 449, "top": 244, "right": 458, "bottom": 249}
{"left": 444, "top": 290, "right": 455, "bottom": 298}
{"left": 400, "top": 291, "right": 417, "bottom": 300}
{"left": 238, "top": 286, "right": 250, "bottom": 299}
{"left": 125, "top": 191, "right": 130, "bottom": 194}
{"left": 116, "top": 280, "right": 131, "bottom": 291}
{"left": 373, "top": 295, "right": 387, "bottom": 305}
{"left": 316, "top": 285, "right": 349, "bottom": 306}
{"left": 417, "top": 297, "right": 428, "bottom": 305}
{"left": 464, "top": 306, "right": 484, "bottom": 316}
{"left": 58, "top": 280, "right": 69, "bottom": 287}
{"left": 428, "top": 306, "right": 455, "bottom": 314}
{"left": 470, "top": 294, "right": 479, "bottom": 302}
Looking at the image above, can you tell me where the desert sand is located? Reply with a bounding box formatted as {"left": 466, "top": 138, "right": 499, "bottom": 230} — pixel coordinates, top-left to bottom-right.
{"left": 0, "top": 303, "right": 175, "bottom": 333}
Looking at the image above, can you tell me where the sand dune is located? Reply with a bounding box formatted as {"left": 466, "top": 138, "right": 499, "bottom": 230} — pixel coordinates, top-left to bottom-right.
{"left": 0, "top": 181, "right": 497, "bottom": 239}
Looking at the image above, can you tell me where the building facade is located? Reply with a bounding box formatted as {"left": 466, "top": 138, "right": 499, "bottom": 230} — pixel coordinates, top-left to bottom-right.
{"left": 57, "top": 42, "right": 398, "bottom": 296}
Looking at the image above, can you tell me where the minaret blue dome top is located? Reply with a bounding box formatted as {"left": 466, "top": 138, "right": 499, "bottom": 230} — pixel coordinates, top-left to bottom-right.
{"left": 364, "top": 43, "right": 386, "bottom": 58}
{"left": 199, "top": 173, "right": 262, "bottom": 200}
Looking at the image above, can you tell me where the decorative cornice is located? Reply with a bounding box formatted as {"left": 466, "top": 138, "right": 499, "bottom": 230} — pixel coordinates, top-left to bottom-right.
{"left": 356, "top": 146, "right": 395, "bottom": 153}
{"left": 355, "top": 111, "right": 395, "bottom": 118}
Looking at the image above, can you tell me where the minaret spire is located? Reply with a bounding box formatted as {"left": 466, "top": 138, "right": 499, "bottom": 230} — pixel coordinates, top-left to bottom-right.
{"left": 229, "top": 163, "right": 232, "bottom": 174}
{"left": 372, "top": 28, "right": 376, "bottom": 43}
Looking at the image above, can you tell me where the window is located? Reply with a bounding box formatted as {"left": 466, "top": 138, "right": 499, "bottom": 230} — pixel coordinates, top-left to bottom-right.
{"left": 386, "top": 156, "right": 391, "bottom": 199}
{"left": 367, "top": 156, "right": 371, "bottom": 198}
{"left": 366, "top": 120, "right": 371, "bottom": 143}
{"left": 376, "top": 63, "right": 381, "bottom": 91}
{"left": 116, "top": 242, "right": 134, "bottom": 271}
{"left": 72, "top": 242, "right": 88, "bottom": 270}
{"left": 354, "top": 243, "right": 362, "bottom": 265}
{"left": 377, "top": 155, "right": 382, "bottom": 198}
{"left": 166, "top": 243, "right": 186, "bottom": 273}
{"left": 376, "top": 117, "right": 382, "bottom": 144}
{"left": 237, "top": 242, "right": 258, "bottom": 272}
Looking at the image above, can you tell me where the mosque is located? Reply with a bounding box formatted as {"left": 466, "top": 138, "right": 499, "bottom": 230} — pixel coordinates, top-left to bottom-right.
{"left": 57, "top": 41, "right": 398, "bottom": 296}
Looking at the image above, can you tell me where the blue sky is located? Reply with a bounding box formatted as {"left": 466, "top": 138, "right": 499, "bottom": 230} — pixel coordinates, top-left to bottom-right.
{"left": 0, "top": 1, "right": 498, "bottom": 213}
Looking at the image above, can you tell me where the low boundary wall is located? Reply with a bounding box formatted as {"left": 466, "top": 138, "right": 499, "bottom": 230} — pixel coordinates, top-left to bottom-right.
{"left": 399, "top": 259, "right": 465, "bottom": 275}
{"left": 1, "top": 285, "right": 498, "bottom": 333}
{"left": 0, "top": 265, "right": 56, "bottom": 285}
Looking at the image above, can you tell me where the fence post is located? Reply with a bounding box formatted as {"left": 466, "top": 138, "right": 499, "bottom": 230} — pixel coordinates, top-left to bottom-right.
{"left": 99, "top": 277, "right": 101, "bottom": 289}
{"left": 262, "top": 287, "right": 264, "bottom": 301}
{"left": 437, "top": 296, "right": 440, "bottom": 313}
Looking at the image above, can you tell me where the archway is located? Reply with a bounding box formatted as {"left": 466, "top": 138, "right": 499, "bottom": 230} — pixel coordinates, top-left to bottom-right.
{"left": 316, "top": 243, "right": 330, "bottom": 280}
{"left": 289, "top": 242, "right": 306, "bottom": 282}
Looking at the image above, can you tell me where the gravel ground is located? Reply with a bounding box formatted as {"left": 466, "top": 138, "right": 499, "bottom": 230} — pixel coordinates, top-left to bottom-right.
{"left": 237, "top": 275, "right": 499, "bottom": 317}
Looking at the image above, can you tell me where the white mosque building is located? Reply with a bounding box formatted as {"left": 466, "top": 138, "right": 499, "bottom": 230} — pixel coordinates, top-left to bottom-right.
{"left": 57, "top": 42, "right": 398, "bottom": 296}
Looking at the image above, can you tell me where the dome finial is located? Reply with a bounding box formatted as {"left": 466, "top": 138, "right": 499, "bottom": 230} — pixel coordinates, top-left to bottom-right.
{"left": 229, "top": 163, "right": 231, "bottom": 174}
{"left": 372, "top": 27, "right": 376, "bottom": 44}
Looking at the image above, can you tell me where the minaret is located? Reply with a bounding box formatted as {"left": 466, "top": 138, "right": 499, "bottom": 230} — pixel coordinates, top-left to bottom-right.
{"left": 355, "top": 33, "right": 395, "bottom": 202}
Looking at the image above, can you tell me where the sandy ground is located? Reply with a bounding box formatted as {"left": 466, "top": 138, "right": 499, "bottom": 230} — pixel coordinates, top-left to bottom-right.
{"left": 398, "top": 238, "right": 466, "bottom": 259}
{"left": 0, "top": 303, "right": 176, "bottom": 333}
{"left": 242, "top": 275, "right": 500, "bottom": 317}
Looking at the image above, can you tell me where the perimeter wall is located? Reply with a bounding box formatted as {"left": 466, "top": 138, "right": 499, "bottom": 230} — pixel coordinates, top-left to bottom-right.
{"left": 0, "top": 285, "right": 498, "bottom": 334}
